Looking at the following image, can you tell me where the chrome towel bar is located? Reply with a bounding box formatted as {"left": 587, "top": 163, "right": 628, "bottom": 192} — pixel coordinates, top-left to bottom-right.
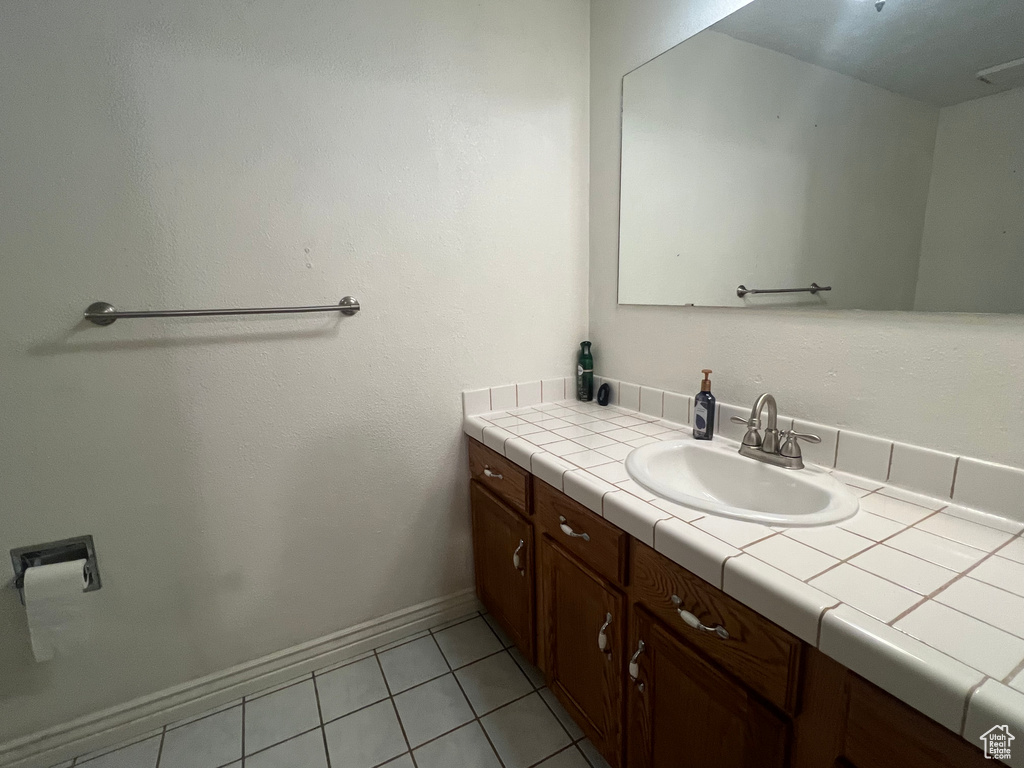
{"left": 84, "top": 296, "right": 360, "bottom": 326}
{"left": 736, "top": 283, "right": 831, "bottom": 298}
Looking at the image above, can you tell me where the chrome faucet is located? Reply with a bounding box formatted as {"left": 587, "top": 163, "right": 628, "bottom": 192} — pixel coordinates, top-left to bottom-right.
{"left": 730, "top": 393, "right": 821, "bottom": 470}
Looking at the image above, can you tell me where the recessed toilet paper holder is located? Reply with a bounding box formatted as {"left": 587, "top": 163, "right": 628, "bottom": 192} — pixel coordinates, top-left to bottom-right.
{"left": 10, "top": 536, "right": 101, "bottom": 607}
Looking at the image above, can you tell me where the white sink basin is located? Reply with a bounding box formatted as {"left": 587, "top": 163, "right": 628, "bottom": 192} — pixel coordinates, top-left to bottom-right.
{"left": 625, "top": 439, "right": 858, "bottom": 527}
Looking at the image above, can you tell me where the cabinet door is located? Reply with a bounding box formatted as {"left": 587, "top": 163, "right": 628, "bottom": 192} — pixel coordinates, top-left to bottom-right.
{"left": 626, "top": 608, "right": 789, "bottom": 768}
{"left": 471, "top": 481, "right": 535, "bottom": 662}
{"left": 539, "top": 537, "right": 624, "bottom": 767}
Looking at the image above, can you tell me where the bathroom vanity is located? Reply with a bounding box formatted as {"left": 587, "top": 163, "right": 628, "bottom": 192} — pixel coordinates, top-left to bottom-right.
{"left": 467, "top": 432, "right": 996, "bottom": 768}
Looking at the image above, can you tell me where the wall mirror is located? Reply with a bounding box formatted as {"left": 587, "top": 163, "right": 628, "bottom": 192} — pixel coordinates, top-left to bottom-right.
{"left": 617, "top": 0, "right": 1024, "bottom": 312}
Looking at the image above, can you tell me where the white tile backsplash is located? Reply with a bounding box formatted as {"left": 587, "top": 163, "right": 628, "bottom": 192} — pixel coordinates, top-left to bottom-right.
{"left": 541, "top": 379, "right": 565, "bottom": 403}
{"left": 663, "top": 392, "right": 689, "bottom": 424}
{"left": 639, "top": 387, "right": 663, "bottom": 418}
{"left": 516, "top": 381, "right": 542, "bottom": 408}
{"left": 715, "top": 402, "right": 751, "bottom": 443}
{"left": 835, "top": 430, "right": 892, "bottom": 482}
{"left": 888, "top": 443, "right": 956, "bottom": 500}
{"left": 463, "top": 388, "right": 491, "bottom": 416}
{"left": 617, "top": 382, "right": 640, "bottom": 411}
{"left": 954, "top": 457, "right": 1024, "bottom": 524}
{"left": 490, "top": 385, "right": 517, "bottom": 411}
{"left": 791, "top": 419, "right": 838, "bottom": 469}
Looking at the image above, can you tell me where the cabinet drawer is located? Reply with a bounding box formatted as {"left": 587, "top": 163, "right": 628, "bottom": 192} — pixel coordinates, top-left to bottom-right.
{"left": 535, "top": 479, "right": 628, "bottom": 586}
{"left": 469, "top": 438, "right": 530, "bottom": 516}
{"left": 630, "top": 540, "right": 803, "bottom": 713}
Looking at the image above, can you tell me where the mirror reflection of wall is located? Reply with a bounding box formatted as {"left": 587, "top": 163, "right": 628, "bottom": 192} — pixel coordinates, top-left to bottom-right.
{"left": 617, "top": 0, "right": 1024, "bottom": 313}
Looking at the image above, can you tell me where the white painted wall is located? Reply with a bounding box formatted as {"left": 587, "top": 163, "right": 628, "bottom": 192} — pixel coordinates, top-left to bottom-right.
{"left": 915, "top": 86, "right": 1024, "bottom": 313}
{"left": 0, "top": 0, "right": 588, "bottom": 741}
{"left": 591, "top": 0, "right": 1024, "bottom": 463}
{"left": 619, "top": 30, "right": 937, "bottom": 309}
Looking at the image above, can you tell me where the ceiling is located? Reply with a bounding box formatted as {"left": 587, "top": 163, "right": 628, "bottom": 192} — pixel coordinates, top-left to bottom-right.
{"left": 712, "top": 0, "right": 1024, "bottom": 106}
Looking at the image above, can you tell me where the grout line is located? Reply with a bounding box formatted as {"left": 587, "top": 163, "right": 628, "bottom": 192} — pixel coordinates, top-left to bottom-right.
{"left": 960, "top": 678, "right": 987, "bottom": 736}
{"left": 815, "top": 604, "right": 839, "bottom": 647}
{"left": 950, "top": 456, "right": 960, "bottom": 499}
{"left": 885, "top": 443, "right": 894, "bottom": 482}
{"left": 154, "top": 728, "right": 166, "bottom": 768}
{"left": 1002, "top": 656, "right": 1024, "bottom": 686}
{"left": 833, "top": 431, "right": 841, "bottom": 469}
{"left": 239, "top": 695, "right": 245, "bottom": 768}
{"left": 310, "top": 671, "right": 332, "bottom": 768}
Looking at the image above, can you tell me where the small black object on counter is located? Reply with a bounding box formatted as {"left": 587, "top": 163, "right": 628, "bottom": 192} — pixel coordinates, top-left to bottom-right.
{"left": 597, "top": 382, "right": 611, "bottom": 406}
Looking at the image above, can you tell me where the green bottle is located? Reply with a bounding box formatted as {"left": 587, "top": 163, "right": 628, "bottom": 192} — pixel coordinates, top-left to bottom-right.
{"left": 577, "top": 341, "right": 594, "bottom": 401}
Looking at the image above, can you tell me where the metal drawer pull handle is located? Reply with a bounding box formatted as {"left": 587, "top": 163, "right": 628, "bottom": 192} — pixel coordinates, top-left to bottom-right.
{"left": 628, "top": 639, "right": 645, "bottom": 691}
{"left": 512, "top": 539, "right": 525, "bottom": 574}
{"left": 598, "top": 612, "right": 612, "bottom": 653}
{"left": 483, "top": 467, "right": 504, "bottom": 480}
{"left": 671, "top": 595, "right": 729, "bottom": 639}
{"left": 558, "top": 516, "right": 590, "bottom": 542}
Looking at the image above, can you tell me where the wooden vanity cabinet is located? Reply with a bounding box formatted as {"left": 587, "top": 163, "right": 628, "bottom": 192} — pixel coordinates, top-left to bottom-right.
{"left": 791, "top": 649, "right": 991, "bottom": 768}
{"left": 469, "top": 465, "right": 536, "bottom": 662}
{"left": 467, "top": 438, "right": 991, "bottom": 768}
{"left": 535, "top": 479, "right": 628, "bottom": 767}
{"left": 626, "top": 607, "right": 789, "bottom": 768}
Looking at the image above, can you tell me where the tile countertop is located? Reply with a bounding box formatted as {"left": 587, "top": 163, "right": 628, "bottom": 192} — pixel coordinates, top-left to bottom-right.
{"left": 463, "top": 399, "right": 1024, "bottom": 756}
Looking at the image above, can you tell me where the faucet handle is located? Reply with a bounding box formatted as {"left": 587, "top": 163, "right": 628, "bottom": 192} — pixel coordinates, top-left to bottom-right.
{"left": 779, "top": 430, "right": 821, "bottom": 459}
{"left": 730, "top": 416, "right": 762, "bottom": 448}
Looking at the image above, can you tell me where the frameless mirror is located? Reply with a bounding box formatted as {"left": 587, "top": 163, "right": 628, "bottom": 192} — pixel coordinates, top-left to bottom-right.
{"left": 617, "top": 0, "right": 1024, "bottom": 312}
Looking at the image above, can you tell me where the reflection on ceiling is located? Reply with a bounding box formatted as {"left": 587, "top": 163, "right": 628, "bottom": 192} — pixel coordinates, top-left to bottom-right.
{"left": 713, "top": 0, "right": 1024, "bottom": 106}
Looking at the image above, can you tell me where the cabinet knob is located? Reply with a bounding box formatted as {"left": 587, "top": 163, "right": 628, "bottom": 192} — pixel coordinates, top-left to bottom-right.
{"left": 598, "top": 612, "right": 612, "bottom": 654}
{"left": 558, "top": 516, "right": 591, "bottom": 542}
{"left": 628, "top": 639, "right": 646, "bottom": 692}
{"left": 512, "top": 539, "right": 526, "bottom": 574}
{"left": 671, "top": 595, "right": 729, "bottom": 639}
{"left": 483, "top": 467, "right": 504, "bottom": 480}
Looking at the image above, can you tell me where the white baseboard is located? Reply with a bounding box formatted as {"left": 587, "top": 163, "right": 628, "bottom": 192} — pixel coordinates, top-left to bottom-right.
{"left": 1, "top": 588, "right": 481, "bottom": 768}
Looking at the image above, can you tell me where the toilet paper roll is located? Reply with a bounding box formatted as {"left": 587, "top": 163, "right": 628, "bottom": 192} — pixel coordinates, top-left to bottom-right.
{"left": 23, "top": 559, "right": 91, "bottom": 663}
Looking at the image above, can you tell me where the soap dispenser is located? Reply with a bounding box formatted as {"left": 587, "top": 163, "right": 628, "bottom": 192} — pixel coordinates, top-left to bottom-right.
{"left": 693, "top": 369, "right": 716, "bottom": 440}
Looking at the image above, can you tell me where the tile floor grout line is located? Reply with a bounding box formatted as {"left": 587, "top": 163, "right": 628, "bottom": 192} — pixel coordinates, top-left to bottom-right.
{"left": 388, "top": 695, "right": 419, "bottom": 768}
{"left": 153, "top": 727, "right": 166, "bottom": 768}
{"left": 241, "top": 724, "right": 323, "bottom": 762}
{"left": 310, "top": 669, "right": 333, "bottom": 768}
{"left": 240, "top": 693, "right": 246, "bottom": 768}
{"left": 372, "top": 649, "right": 420, "bottom": 768}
